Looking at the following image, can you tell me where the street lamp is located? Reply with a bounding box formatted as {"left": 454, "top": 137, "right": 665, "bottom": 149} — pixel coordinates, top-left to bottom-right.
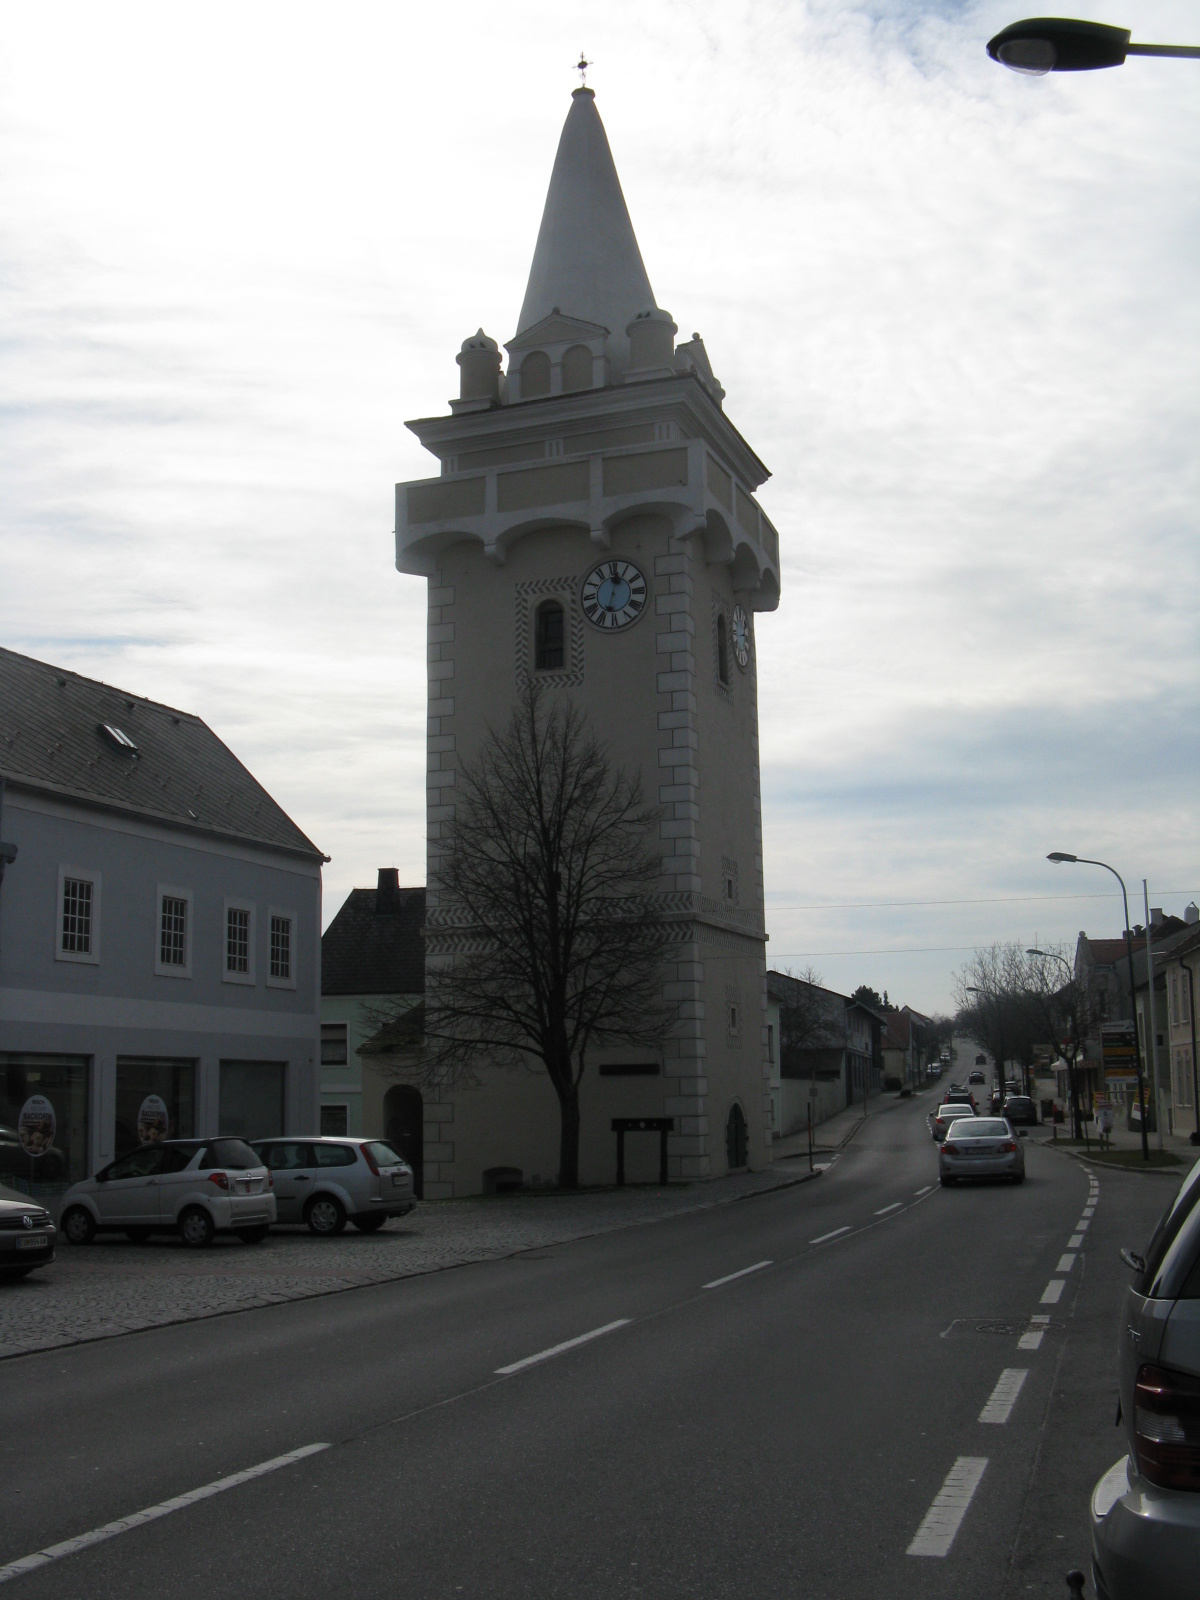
{"left": 988, "top": 17, "right": 1200, "bottom": 75}
{"left": 1046, "top": 853, "right": 1150, "bottom": 1159}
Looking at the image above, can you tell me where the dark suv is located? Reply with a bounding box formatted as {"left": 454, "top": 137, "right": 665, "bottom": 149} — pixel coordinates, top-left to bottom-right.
{"left": 1002, "top": 1095, "right": 1039, "bottom": 1126}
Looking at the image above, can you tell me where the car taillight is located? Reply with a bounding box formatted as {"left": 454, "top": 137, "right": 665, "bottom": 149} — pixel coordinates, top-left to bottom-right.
{"left": 207, "top": 1171, "right": 229, "bottom": 1191}
{"left": 359, "top": 1143, "right": 380, "bottom": 1175}
{"left": 1134, "top": 1364, "right": 1200, "bottom": 1490}
{"left": 1002, "top": 1140, "right": 1017, "bottom": 1153}
{"left": 268, "top": 1172, "right": 273, "bottom": 1189}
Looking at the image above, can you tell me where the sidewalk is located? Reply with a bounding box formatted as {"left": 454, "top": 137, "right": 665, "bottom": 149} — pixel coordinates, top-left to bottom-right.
{"left": 1031, "top": 1114, "right": 1197, "bottom": 1174}
{"left": 0, "top": 1161, "right": 820, "bottom": 1361}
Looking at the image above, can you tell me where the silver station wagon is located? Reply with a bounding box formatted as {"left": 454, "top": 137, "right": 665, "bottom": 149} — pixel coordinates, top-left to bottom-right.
{"left": 250, "top": 1137, "right": 416, "bottom": 1235}
{"left": 60, "top": 1138, "right": 275, "bottom": 1247}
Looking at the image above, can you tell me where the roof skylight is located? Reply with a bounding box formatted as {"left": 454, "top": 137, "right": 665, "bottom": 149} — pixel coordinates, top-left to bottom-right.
{"left": 100, "top": 723, "right": 138, "bottom": 753}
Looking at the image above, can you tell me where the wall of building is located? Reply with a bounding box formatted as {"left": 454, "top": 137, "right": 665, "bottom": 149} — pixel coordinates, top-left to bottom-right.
{"left": 0, "top": 790, "right": 320, "bottom": 1199}
{"left": 420, "top": 510, "right": 770, "bottom": 1195}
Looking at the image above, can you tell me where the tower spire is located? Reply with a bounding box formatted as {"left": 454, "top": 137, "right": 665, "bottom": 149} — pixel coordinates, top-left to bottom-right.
{"left": 515, "top": 89, "right": 656, "bottom": 371}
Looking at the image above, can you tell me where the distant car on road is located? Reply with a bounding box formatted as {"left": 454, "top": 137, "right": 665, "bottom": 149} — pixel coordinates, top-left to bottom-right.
{"left": 932, "top": 1103, "right": 978, "bottom": 1142}
{"left": 60, "top": 1139, "right": 274, "bottom": 1248}
{"left": 1091, "top": 1155, "right": 1200, "bottom": 1599}
{"left": 939, "top": 1117, "right": 1025, "bottom": 1185}
{"left": 0, "top": 1181, "right": 56, "bottom": 1279}
{"left": 944, "top": 1089, "right": 978, "bottom": 1112}
{"left": 968, "top": 1070, "right": 986, "bottom": 1086}
{"left": 249, "top": 1137, "right": 416, "bottom": 1236}
{"left": 1003, "top": 1095, "right": 1039, "bottom": 1127}
{"left": 929, "top": 1064, "right": 941, "bottom": 1078}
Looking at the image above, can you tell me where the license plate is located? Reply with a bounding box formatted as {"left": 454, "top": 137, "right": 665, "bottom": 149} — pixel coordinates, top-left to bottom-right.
{"left": 17, "top": 1235, "right": 48, "bottom": 1250}
{"left": 391, "top": 1174, "right": 407, "bottom": 1187}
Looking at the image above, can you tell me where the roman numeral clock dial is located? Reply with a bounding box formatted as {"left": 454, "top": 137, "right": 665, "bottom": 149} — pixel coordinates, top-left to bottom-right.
{"left": 581, "top": 560, "right": 647, "bottom": 630}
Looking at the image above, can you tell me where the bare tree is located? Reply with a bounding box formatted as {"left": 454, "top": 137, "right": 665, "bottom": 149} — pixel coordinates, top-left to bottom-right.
{"left": 1022, "top": 944, "right": 1091, "bottom": 1138}
{"left": 404, "top": 684, "right": 670, "bottom": 1190}
{"left": 953, "top": 944, "right": 1030, "bottom": 1094}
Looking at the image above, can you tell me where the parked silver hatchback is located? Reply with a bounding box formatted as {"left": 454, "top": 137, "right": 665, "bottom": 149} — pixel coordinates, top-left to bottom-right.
{"left": 250, "top": 1137, "right": 416, "bottom": 1235}
{"left": 60, "top": 1138, "right": 275, "bottom": 1247}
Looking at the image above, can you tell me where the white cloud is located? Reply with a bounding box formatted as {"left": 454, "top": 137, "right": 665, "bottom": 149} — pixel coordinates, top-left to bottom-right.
{"left": 1, "top": 1, "right": 1197, "bottom": 1010}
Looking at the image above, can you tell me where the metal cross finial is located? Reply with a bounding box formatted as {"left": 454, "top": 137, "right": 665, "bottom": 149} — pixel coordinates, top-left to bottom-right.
{"left": 576, "top": 52, "right": 590, "bottom": 87}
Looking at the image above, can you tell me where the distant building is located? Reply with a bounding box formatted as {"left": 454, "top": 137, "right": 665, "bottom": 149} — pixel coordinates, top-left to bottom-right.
{"left": 881, "top": 1006, "right": 930, "bottom": 1091}
{"left": 319, "top": 871, "right": 424, "bottom": 1180}
{"left": 1160, "top": 910, "right": 1200, "bottom": 1140}
{"left": 765, "top": 971, "right": 883, "bottom": 1135}
{"left": 0, "top": 648, "right": 324, "bottom": 1203}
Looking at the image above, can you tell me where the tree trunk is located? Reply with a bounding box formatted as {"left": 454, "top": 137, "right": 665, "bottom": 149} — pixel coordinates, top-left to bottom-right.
{"left": 557, "top": 1079, "right": 581, "bottom": 1190}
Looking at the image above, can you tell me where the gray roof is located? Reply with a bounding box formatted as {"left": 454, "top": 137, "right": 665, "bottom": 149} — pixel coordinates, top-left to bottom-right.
{"left": 321, "top": 878, "right": 425, "bottom": 996}
{"left": 516, "top": 89, "right": 656, "bottom": 371}
{"left": 0, "top": 647, "right": 323, "bottom": 861}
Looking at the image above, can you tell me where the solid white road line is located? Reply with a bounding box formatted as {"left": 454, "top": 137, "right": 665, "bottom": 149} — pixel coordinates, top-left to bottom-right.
{"left": 809, "top": 1226, "right": 851, "bottom": 1245}
{"left": 495, "top": 1319, "right": 631, "bottom": 1376}
{"left": 703, "top": 1260, "right": 772, "bottom": 1290}
{"left": 875, "top": 1202, "right": 903, "bottom": 1215}
{"left": 1041, "top": 1279, "right": 1065, "bottom": 1304}
{"left": 907, "top": 1456, "right": 988, "bottom": 1558}
{"left": 1056, "top": 1253, "right": 1077, "bottom": 1274}
{"left": 1018, "top": 1330, "right": 1044, "bottom": 1351}
{"left": 915, "top": 1186, "right": 933, "bottom": 1197}
{"left": 979, "top": 1367, "right": 1028, "bottom": 1424}
{"left": 1069, "top": 1234, "right": 1084, "bottom": 1249}
{"left": 0, "top": 1443, "right": 330, "bottom": 1586}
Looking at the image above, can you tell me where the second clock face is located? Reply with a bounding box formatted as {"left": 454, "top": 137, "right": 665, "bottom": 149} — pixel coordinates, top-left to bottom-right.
{"left": 732, "top": 603, "right": 751, "bottom": 669}
{"left": 581, "top": 560, "right": 647, "bottom": 630}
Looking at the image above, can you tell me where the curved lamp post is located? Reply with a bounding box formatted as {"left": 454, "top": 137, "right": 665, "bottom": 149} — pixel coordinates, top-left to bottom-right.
{"left": 988, "top": 17, "right": 1200, "bottom": 75}
{"left": 1047, "top": 853, "right": 1150, "bottom": 1159}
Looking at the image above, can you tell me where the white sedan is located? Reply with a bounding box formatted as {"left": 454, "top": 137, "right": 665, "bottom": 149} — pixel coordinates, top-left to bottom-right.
{"left": 939, "top": 1117, "right": 1025, "bottom": 1185}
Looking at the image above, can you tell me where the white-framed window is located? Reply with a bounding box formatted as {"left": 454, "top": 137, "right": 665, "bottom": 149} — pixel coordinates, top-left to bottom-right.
{"left": 223, "top": 898, "right": 256, "bottom": 986}
{"left": 267, "top": 907, "right": 296, "bottom": 989}
{"left": 320, "top": 1102, "right": 349, "bottom": 1137}
{"left": 321, "top": 1023, "right": 348, "bottom": 1066}
{"left": 56, "top": 866, "right": 101, "bottom": 965}
{"left": 155, "top": 885, "right": 193, "bottom": 978}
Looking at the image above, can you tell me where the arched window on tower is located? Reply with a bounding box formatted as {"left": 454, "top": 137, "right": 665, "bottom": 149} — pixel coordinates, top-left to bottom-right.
{"left": 535, "top": 601, "right": 565, "bottom": 671}
{"left": 562, "top": 344, "right": 593, "bottom": 393}
{"left": 520, "top": 351, "right": 551, "bottom": 399}
{"left": 716, "top": 612, "right": 730, "bottom": 686}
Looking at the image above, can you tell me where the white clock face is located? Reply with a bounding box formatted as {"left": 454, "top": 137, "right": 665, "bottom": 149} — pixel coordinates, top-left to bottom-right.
{"left": 732, "top": 603, "right": 751, "bottom": 670}
{"left": 581, "top": 560, "right": 647, "bottom": 631}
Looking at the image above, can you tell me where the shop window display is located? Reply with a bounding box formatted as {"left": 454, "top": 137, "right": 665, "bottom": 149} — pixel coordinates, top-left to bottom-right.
{"left": 0, "top": 1053, "right": 89, "bottom": 1196}
{"left": 114, "top": 1057, "right": 196, "bottom": 1160}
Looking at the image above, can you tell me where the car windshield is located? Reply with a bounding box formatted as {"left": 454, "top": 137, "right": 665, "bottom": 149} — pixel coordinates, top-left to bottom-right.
{"left": 365, "top": 1141, "right": 404, "bottom": 1167}
{"left": 948, "top": 1119, "right": 1009, "bottom": 1138}
{"left": 197, "top": 1139, "right": 260, "bottom": 1171}
{"left": 938, "top": 1107, "right": 973, "bottom": 1119}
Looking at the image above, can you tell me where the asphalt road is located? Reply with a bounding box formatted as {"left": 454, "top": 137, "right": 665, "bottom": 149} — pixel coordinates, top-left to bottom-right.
{"left": 0, "top": 1094, "right": 1179, "bottom": 1599}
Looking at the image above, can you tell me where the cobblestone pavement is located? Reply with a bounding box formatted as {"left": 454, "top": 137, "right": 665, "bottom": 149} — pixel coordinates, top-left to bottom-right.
{"left": 0, "top": 1159, "right": 823, "bottom": 1359}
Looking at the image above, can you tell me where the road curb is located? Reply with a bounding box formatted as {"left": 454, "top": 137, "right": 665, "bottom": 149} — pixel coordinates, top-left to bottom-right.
{"left": 1034, "top": 1139, "right": 1186, "bottom": 1178}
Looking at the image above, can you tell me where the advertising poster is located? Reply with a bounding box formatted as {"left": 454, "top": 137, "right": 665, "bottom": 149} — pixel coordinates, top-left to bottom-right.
{"left": 137, "top": 1095, "right": 170, "bottom": 1143}
{"left": 18, "top": 1094, "right": 57, "bottom": 1157}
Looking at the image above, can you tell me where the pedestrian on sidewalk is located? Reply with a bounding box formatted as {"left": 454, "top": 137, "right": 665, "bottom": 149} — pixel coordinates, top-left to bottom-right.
{"left": 1095, "top": 1103, "right": 1114, "bottom": 1153}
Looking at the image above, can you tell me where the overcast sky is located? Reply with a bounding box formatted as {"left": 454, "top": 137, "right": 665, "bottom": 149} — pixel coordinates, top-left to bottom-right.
{"left": 2, "top": 1, "right": 1197, "bottom": 1012}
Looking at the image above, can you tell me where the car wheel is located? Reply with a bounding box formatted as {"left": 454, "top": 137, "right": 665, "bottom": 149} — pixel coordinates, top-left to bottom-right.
{"left": 125, "top": 1227, "right": 152, "bottom": 1242}
{"left": 305, "top": 1195, "right": 346, "bottom": 1237}
{"left": 62, "top": 1206, "right": 96, "bottom": 1245}
{"left": 351, "top": 1213, "right": 387, "bottom": 1233}
{"left": 178, "top": 1206, "right": 215, "bottom": 1248}
{"left": 235, "top": 1225, "right": 270, "bottom": 1244}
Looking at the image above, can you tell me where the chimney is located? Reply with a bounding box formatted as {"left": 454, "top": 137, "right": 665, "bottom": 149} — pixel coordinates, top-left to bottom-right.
{"left": 1185, "top": 902, "right": 1199, "bottom": 926}
{"left": 1151, "top": 907, "right": 1164, "bottom": 927}
{"left": 376, "top": 868, "right": 401, "bottom": 914}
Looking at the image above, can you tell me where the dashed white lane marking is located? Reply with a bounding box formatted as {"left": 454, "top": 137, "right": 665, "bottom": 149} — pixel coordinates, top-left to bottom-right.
{"left": 495, "top": 1319, "right": 631, "bottom": 1375}
{"left": 980, "top": 1367, "right": 1028, "bottom": 1424}
{"left": 1083, "top": 1207, "right": 1095, "bottom": 1218}
{"left": 1041, "top": 1279, "right": 1065, "bottom": 1304}
{"left": 810, "top": 1226, "right": 851, "bottom": 1245}
{"left": 915, "top": 1186, "right": 933, "bottom": 1197}
{"left": 1056, "top": 1253, "right": 1077, "bottom": 1273}
{"left": 1076, "top": 1219, "right": 1090, "bottom": 1232}
{"left": 703, "top": 1260, "right": 772, "bottom": 1290}
{"left": 1069, "top": 1234, "right": 1084, "bottom": 1249}
{"left": 875, "top": 1202, "right": 903, "bottom": 1215}
{"left": 907, "top": 1456, "right": 988, "bottom": 1557}
{"left": 0, "top": 1443, "right": 330, "bottom": 1585}
{"left": 1018, "top": 1330, "right": 1044, "bottom": 1351}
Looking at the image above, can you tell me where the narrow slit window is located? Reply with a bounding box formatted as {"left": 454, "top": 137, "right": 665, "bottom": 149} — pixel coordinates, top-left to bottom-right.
{"left": 535, "top": 601, "right": 565, "bottom": 671}
{"left": 717, "top": 613, "right": 730, "bottom": 686}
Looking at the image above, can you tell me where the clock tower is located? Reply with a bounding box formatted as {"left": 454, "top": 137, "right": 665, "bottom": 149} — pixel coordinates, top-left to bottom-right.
{"left": 395, "top": 88, "right": 782, "bottom": 1197}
